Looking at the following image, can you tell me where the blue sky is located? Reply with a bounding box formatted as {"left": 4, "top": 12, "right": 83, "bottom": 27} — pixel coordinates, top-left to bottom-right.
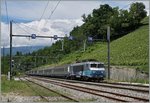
{"left": 1, "top": 0, "right": 149, "bottom": 47}
{"left": 1, "top": 0, "right": 149, "bottom": 23}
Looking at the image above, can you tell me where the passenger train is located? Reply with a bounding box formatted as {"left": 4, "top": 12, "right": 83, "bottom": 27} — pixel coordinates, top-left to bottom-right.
{"left": 26, "top": 61, "right": 106, "bottom": 81}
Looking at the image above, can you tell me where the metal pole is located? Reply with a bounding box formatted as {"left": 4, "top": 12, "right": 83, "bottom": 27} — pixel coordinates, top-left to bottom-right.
{"left": 3, "top": 46, "right": 5, "bottom": 74}
{"left": 35, "top": 56, "right": 36, "bottom": 67}
{"left": 107, "top": 26, "right": 110, "bottom": 80}
{"left": 83, "top": 40, "right": 86, "bottom": 52}
{"left": 61, "top": 39, "right": 64, "bottom": 51}
{"left": 10, "top": 20, "right": 12, "bottom": 80}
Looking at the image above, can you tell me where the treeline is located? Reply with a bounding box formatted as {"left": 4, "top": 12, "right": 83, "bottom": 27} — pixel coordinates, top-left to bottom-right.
{"left": 71, "top": 2, "right": 147, "bottom": 40}
{"left": 1, "top": 2, "right": 147, "bottom": 74}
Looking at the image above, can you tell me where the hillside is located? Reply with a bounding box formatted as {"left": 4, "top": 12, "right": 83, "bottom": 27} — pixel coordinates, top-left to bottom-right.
{"left": 48, "top": 20, "right": 149, "bottom": 73}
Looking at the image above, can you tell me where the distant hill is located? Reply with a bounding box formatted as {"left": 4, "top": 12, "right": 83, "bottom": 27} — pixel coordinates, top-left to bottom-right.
{"left": 1, "top": 46, "right": 46, "bottom": 56}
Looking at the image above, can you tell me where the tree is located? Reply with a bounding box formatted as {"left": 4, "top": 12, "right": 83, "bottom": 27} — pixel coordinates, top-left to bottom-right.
{"left": 129, "top": 2, "right": 147, "bottom": 27}
{"left": 16, "top": 51, "right": 22, "bottom": 56}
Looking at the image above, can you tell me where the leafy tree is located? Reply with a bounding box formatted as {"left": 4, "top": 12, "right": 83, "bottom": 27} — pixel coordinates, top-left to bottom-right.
{"left": 16, "top": 51, "right": 22, "bottom": 56}
{"left": 129, "top": 2, "right": 147, "bottom": 27}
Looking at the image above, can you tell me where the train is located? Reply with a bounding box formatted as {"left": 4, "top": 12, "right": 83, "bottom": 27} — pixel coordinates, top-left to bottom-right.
{"left": 26, "top": 61, "right": 106, "bottom": 81}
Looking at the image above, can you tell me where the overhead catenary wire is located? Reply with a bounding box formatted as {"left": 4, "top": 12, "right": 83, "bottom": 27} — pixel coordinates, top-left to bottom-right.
{"left": 5, "top": 0, "right": 9, "bottom": 30}
{"left": 13, "top": 21, "right": 49, "bottom": 36}
{"left": 39, "top": 1, "right": 50, "bottom": 21}
{"left": 13, "top": 21, "right": 40, "bottom": 33}
{"left": 13, "top": 21, "right": 31, "bottom": 34}
{"left": 48, "top": 0, "right": 61, "bottom": 19}
{"left": 12, "top": 0, "right": 62, "bottom": 38}
{"left": 37, "top": 1, "right": 50, "bottom": 34}
{"left": 13, "top": 20, "right": 56, "bottom": 37}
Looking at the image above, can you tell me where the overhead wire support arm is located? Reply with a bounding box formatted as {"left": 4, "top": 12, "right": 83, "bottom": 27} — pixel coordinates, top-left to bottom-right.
{"left": 12, "top": 34, "right": 64, "bottom": 39}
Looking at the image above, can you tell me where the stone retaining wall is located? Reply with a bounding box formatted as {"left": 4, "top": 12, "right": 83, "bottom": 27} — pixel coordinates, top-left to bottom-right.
{"left": 107, "top": 66, "right": 149, "bottom": 82}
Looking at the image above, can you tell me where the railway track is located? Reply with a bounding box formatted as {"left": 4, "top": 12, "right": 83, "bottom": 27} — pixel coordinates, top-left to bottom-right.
{"left": 22, "top": 77, "right": 79, "bottom": 102}
{"left": 31, "top": 76, "right": 149, "bottom": 93}
{"left": 30, "top": 76, "right": 149, "bottom": 102}
{"left": 19, "top": 77, "right": 49, "bottom": 102}
{"left": 102, "top": 82, "right": 149, "bottom": 88}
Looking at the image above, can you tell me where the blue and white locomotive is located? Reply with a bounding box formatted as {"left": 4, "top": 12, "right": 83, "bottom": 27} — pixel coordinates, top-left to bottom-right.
{"left": 69, "top": 61, "right": 106, "bottom": 80}
{"left": 27, "top": 61, "right": 106, "bottom": 81}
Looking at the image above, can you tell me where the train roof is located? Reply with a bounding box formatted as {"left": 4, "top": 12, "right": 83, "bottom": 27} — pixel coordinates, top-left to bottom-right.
{"left": 70, "top": 61, "right": 104, "bottom": 66}
{"left": 28, "top": 64, "right": 69, "bottom": 71}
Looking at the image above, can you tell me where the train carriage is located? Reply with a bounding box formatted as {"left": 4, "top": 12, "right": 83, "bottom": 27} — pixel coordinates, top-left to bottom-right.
{"left": 26, "top": 61, "right": 106, "bottom": 81}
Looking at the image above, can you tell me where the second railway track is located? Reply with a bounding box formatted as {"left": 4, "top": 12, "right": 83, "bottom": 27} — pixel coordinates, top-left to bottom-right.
{"left": 29, "top": 76, "right": 149, "bottom": 102}
{"left": 30, "top": 76, "right": 149, "bottom": 93}
{"left": 21, "top": 77, "right": 79, "bottom": 102}
{"left": 19, "top": 77, "right": 50, "bottom": 102}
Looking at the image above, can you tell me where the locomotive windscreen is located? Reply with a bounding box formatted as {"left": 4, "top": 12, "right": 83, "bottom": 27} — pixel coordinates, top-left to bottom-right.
{"left": 91, "top": 64, "right": 104, "bottom": 68}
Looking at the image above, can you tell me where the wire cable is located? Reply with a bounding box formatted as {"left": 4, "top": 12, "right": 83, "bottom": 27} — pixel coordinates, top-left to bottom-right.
{"left": 13, "top": 21, "right": 39, "bottom": 33}
{"left": 13, "top": 21, "right": 31, "bottom": 34}
{"left": 48, "top": 0, "right": 61, "bottom": 19}
{"left": 13, "top": 21, "right": 45, "bottom": 36}
{"left": 5, "top": 0, "right": 9, "bottom": 30}
{"left": 13, "top": 20, "right": 51, "bottom": 36}
{"left": 13, "top": 21, "right": 52, "bottom": 35}
{"left": 39, "top": 1, "right": 50, "bottom": 21}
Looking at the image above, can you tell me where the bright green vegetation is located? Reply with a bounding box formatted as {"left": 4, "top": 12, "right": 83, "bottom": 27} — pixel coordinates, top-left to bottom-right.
{"left": 1, "top": 76, "right": 59, "bottom": 97}
{"left": 141, "top": 16, "right": 149, "bottom": 24}
{"left": 51, "top": 24, "right": 149, "bottom": 73}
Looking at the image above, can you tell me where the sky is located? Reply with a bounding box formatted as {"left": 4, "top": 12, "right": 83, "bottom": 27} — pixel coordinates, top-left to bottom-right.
{"left": 1, "top": 0, "right": 149, "bottom": 47}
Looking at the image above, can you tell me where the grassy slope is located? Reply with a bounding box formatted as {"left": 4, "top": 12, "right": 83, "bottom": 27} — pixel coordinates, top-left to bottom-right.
{"left": 51, "top": 19, "right": 148, "bottom": 73}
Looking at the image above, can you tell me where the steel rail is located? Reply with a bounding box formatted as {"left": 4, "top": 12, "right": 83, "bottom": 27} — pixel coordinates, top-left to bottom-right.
{"left": 19, "top": 78, "right": 49, "bottom": 102}
{"left": 33, "top": 77, "right": 130, "bottom": 102}
{"left": 102, "top": 82, "right": 149, "bottom": 88}
{"left": 32, "top": 77, "right": 149, "bottom": 102}
{"left": 33, "top": 76, "right": 149, "bottom": 93}
{"left": 33, "top": 77, "right": 149, "bottom": 102}
{"left": 24, "top": 77, "right": 79, "bottom": 102}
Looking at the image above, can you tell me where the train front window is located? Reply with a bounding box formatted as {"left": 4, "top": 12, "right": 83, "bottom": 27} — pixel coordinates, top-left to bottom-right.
{"left": 91, "top": 64, "right": 97, "bottom": 68}
{"left": 91, "top": 64, "right": 104, "bottom": 68}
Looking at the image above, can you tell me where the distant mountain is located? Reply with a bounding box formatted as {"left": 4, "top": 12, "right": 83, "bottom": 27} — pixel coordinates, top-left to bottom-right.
{"left": 1, "top": 46, "right": 47, "bottom": 56}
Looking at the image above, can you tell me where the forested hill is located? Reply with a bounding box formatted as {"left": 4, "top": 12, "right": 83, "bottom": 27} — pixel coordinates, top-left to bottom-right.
{"left": 1, "top": 2, "right": 148, "bottom": 74}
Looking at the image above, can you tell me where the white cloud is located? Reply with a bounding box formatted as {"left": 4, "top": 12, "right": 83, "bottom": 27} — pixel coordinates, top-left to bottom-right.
{"left": 1, "top": 19, "right": 84, "bottom": 47}
{"left": 1, "top": 1, "right": 103, "bottom": 20}
{"left": 1, "top": 1, "right": 149, "bottom": 47}
{"left": 2, "top": 1, "right": 149, "bottom": 20}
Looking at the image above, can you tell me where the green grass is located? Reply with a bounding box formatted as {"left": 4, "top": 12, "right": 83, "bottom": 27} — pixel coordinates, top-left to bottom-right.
{"left": 141, "top": 16, "right": 149, "bottom": 24}
{"left": 1, "top": 76, "right": 59, "bottom": 97}
{"left": 48, "top": 22, "right": 149, "bottom": 73}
